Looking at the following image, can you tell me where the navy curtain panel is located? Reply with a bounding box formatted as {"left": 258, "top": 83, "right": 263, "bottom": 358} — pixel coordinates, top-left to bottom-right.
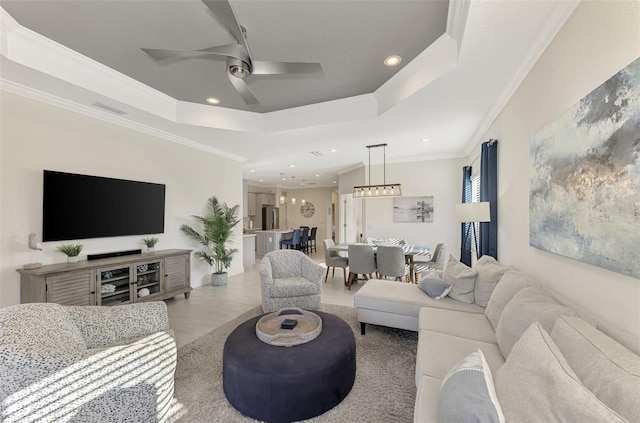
{"left": 460, "top": 166, "right": 473, "bottom": 266}
{"left": 479, "top": 140, "right": 498, "bottom": 259}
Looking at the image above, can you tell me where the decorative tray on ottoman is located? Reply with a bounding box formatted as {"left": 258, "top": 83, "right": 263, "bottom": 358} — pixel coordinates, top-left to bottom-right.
{"left": 256, "top": 307, "right": 323, "bottom": 347}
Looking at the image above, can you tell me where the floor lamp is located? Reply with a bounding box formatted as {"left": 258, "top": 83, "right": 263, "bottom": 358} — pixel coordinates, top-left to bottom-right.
{"left": 455, "top": 202, "right": 491, "bottom": 258}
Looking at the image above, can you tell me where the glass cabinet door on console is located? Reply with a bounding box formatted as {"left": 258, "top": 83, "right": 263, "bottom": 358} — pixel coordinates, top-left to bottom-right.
{"left": 134, "top": 260, "right": 163, "bottom": 301}
{"left": 97, "top": 265, "right": 134, "bottom": 306}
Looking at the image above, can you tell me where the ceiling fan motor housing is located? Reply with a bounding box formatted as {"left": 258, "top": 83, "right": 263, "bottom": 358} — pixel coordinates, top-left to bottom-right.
{"left": 228, "top": 57, "right": 251, "bottom": 79}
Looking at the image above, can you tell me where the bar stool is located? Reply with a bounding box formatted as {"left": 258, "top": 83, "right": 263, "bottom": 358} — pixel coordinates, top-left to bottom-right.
{"left": 308, "top": 227, "right": 318, "bottom": 253}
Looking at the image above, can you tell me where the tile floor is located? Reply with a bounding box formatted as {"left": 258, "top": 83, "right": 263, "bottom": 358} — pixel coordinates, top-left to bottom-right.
{"left": 165, "top": 245, "right": 364, "bottom": 348}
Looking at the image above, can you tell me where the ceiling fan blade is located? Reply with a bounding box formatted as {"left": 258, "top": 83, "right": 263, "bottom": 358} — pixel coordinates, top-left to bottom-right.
{"left": 252, "top": 61, "right": 323, "bottom": 76}
{"left": 142, "top": 44, "right": 249, "bottom": 63}
{"left": 202, "top": 0, "right": 251, "bottom": 58}
{"left": 141, "top": 48, "right": 202, "bottom": 61}
{"left": 227, "top": 71, "right": 259, "bottom": 105}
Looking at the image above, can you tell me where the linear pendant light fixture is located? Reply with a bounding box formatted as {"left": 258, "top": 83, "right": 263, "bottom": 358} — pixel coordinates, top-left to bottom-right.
{"left": 353, "top": 143, "right": 402, "bottom": 198}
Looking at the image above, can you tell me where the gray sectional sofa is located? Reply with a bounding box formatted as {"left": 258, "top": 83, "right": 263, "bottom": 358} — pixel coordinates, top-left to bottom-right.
{"left": 354, "top": 255, "right": 640, "bottom": 422}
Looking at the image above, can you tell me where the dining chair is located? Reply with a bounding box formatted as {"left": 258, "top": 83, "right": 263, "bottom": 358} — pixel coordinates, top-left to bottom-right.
{"left": 300, "top": 227, "right": 310, "bottom": 253}
{"left": 376, "top": 246, "right": 408, "bottom": 281}
{"left": 308, "top": 227, "right": 318, "bottom": 253}
{"left": 323, "top": 239, "right": 349, "bottom": 283}
{"left": 414, "top": 243, "right": 448, "bottom": 282}
{"left": 346, "top": 244, "right": 376, "bottom": 290}
{"left": 280, "top": 229, "right": 301, "bottom": 250}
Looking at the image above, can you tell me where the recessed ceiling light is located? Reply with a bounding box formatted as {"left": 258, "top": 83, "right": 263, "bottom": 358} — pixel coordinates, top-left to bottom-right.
{"left": 332, "top": 181, "right": 337, "bottom": 184}
{"left": 250, "top": 169, "right": 255, "bottom": 172}
{"left": 422, "top": 138, "right": 431, "bottom": 142}
{"left": 206, "top": 97, "right": 220, "bottom": 105}
{"left": 316, "top": 174, "right": 320, "bottom": 177}
{"left": 384, "top": 55, "right": 402, "bottom": 67}
{"left": 282, "top": 177, "right": 286, "bottom": 181}
{"left": 289, "top": 164, "right": 295, "bottom": 168}
{"left": 330, "top": 149, "right": 337, "bottom": 153}
{"left": 259, "top": 179, "right": 264, "bottom": 182}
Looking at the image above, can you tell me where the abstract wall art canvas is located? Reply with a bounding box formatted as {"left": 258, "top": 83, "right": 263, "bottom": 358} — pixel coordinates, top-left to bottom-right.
{"left": 530, "top": 56, "right": 640, "bottom": 278}
{"left": 393, "top": 196, "right": 434, "bottom": 222}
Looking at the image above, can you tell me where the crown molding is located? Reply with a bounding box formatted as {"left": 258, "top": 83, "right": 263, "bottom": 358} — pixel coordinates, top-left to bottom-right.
{"left": 1, "top": 79, "right": 247, "bottom": 163}
{"left": 447, "top": 0, "right": 472, "bottom": 55}
{"left": 462, "top": 0, "right": 581, "bottom": 157}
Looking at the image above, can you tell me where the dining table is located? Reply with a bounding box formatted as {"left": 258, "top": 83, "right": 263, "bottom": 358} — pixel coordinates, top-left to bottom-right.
{"left": 329, "top": 243, "right": 431, "bottom": 283}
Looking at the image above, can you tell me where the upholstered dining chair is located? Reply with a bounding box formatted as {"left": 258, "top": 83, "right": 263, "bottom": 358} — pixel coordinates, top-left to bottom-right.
{"left": 323, "top": 239, "right": 349, "bottom": 283}
{"left": 376, "top": 246, "right": 409, "bottom": 281}
{"left": 414, "top": 243, "right": 448, "bottom": 282}
{"left": 280, "top": 229, "right": 301, "bottom": 250}
{"left": 346, "top": 244, "right": 377, "bottom": 290}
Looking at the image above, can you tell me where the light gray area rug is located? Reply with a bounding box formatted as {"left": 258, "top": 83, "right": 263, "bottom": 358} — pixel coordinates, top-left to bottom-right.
{"left": 170, "top": 304, "right": 418, "bottom": 422}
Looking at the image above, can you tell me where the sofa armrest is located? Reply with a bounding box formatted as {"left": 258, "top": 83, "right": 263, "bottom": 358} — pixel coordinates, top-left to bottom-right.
{"left": 65, "top": 302, "right": 169, "bottom": 349}
{"left": 301, "top": 258, "right": 324, "bottom": 287}
{"left": 1, "top": 331, "right": 177, "bottom": 423}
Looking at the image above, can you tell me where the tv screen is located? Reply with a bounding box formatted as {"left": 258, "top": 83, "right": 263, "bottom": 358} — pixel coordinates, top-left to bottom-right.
{"left": 43, "top": 170, "right": 165, "bottom": 242}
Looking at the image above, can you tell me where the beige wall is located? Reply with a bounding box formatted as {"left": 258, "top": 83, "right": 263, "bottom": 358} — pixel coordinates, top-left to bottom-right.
{"left": 0, "top": 92, "right": 244, "bottom": 306}
{"left": 474, "top": 0, "right": 640, "bottom": 333}
{"left": 362, "top": 159, "right": 463, "bottom": 250}
{"left": 283, "top": 186, "right": 335, "bottom": 242}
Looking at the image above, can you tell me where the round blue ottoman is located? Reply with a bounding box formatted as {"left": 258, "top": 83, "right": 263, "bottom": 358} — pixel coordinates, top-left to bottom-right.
{"left": 223, "top": 311, "right": 356, "bottom": 423}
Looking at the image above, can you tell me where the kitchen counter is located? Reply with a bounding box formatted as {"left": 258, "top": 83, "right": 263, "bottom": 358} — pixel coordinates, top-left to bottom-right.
{"left": 243, "top": 234, "right": 256, "bottom": 270}
{"left": 256, "top": 230, "right": 293, "bottom": 256}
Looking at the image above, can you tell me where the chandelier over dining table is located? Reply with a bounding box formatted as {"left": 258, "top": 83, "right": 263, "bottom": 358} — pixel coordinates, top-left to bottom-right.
{"left": 353, "top": 143, "right": 402, "bottom": 198}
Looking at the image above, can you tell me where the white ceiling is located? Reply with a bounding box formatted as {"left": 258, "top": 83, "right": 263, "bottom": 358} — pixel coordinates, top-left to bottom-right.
{"left": 0, "top": 1, "right": 579, "bottom": 189}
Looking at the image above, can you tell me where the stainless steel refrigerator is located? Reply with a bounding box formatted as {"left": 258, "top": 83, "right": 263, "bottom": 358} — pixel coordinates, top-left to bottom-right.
{"left": 262, "top": 206, "right": 279, "bottom": 230}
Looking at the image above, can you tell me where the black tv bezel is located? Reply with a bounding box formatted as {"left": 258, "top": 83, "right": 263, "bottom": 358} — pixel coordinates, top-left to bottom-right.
{"left": 42, "top": 170, "right": 166, "bottom": 242}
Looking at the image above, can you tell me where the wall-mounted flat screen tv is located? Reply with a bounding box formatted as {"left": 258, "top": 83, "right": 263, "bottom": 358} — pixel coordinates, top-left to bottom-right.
{"left": 43, "top": 170, "right": 166, "bottom": 242}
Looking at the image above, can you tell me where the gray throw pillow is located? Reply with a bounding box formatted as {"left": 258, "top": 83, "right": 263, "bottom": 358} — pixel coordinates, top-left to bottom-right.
{"left": 495, "top": 286, "right": 580, "bottom": 357}
{"left": 473, "top": 255, "right": 510, "bottom": 307}
{"left": 440, "top": 349, "right": 504, "bottom": 423}
{"left": 418, "top": 277, "right": 452, "bottom": 300}
{"left": 495, "top": 322, "right": 626, "bottom": 422}
{"left": 442, "top": 255, "right": 477, "bottom": 304}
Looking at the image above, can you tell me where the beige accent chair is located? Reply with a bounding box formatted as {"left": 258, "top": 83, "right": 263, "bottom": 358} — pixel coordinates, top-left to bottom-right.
{"left": 0, "top": 302, "right": 176, "bottom": 423}
{"left": 260, "top": 249, "right": 324, "bottom": 312}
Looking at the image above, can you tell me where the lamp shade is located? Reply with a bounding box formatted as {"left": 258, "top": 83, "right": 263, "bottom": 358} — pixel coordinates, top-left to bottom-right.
{"left": 455, "top": 202, "right": 491, "bottom": 223}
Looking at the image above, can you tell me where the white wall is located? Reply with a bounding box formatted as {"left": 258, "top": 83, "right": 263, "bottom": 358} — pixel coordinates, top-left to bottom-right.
{"left": 362, "top": 159, "right": 463, "bottom": 251}
{"left": 473, "top": 1, "right": 640, "bottom": 333}
{"left": 0, "top": 92, "right": 244, "bottom": 307}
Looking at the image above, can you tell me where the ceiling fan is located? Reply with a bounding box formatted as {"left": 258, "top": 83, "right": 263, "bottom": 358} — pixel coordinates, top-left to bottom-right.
{"left": 141, "top": 0, "right": 323, "bottom": 106}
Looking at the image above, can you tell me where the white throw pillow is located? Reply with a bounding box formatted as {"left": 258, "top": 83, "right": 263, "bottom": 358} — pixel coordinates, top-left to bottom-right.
{"left": 484, "top": 271, "right": 531, "bottom": 330}
{"left": 495, "top": 286, "right": 580, "bottom": 357}
{"left": 473, "top": 255, "right": 510, "bottom": 307}
{"left": 495, "top": 322, "right": 626, "bottom": 422}
{"left": 442, "top": 255, "right": 477, "bottom": 304}
{"left": 551, "top": 316, "right": 640, "bottom": 422}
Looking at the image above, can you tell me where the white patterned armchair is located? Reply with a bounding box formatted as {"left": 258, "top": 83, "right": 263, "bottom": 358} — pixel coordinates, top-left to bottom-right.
{"left": 260, "top": 250, "right": 324, "bottom": 313}
{"left": 0, "top": 302, "right": 176, "bottom": 423}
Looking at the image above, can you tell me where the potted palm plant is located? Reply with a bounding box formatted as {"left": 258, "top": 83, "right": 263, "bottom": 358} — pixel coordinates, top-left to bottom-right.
{"left": 57, "top": 243, "right": 83, "bottom": 263}
{"left": 180, "top": 196, "right": 240, "bottom": 286}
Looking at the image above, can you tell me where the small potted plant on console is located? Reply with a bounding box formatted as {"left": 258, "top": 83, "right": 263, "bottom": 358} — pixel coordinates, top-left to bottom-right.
{"left": 180, "top": 196, "right": 239, "bottom": 286}
{"left": 143, "top": 237, "right": 159, "bottom": 252}
{"left": 57, "top": 243, "right": 83, "bottom": 263}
